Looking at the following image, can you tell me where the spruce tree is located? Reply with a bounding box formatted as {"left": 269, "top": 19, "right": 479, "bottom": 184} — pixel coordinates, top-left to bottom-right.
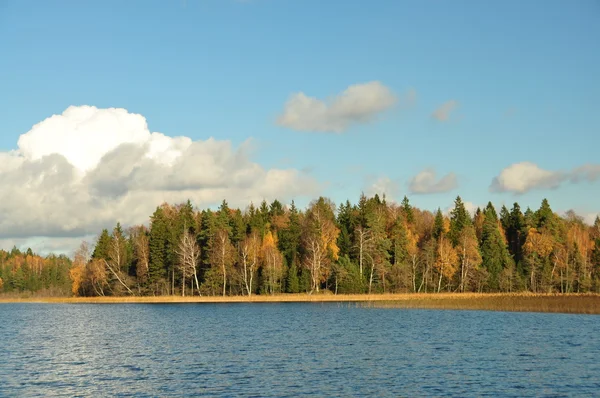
{"left": 480, "top": 205, "right": 513, "bottom": 291}
{"left": 92, "top": 229, "right": 111, "bottom": 260}
{"left": 278, "top": 201, "right": 302, "bottom": 270}
{"left": 148, "top": 207, "right": 168, "bottom": 287}
{"left": 433, "top": 209, "right": 445, "bottom": 241}
{"left": 401, "top": 196, "right": 415, "bottom": 224}
{"left": 449, "top": 196, "right": 471, "bottom": 246}
{"left": 286, "top": 262, "right": 300, "bottom": 293}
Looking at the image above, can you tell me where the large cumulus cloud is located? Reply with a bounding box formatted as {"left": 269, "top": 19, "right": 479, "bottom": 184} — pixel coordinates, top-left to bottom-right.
{"left": 0, "top": 106, "right": 318, "bottom": 251}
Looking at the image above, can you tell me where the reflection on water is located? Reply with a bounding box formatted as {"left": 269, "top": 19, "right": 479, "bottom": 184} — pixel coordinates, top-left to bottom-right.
{"left": 1, "top": 303, "right": 599, "bottom": 397}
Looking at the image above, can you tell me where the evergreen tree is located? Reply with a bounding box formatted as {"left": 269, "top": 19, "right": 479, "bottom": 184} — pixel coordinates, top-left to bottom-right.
{"left": 286, "top": 262, "right": 300, "bottom": 293}
{"left": 92, "top": 229, "right": 111, "bottom": 260}
{"left": 499, "top": 205, "right": 510, "bottom": 233}
{"left": 336, "top": 200, "right": 356, "bottom": 258}
{"left": 507, "top": 203, "right": 526, "bottom": 266}
{"left": 449, "top": 196, "right": 471, "bottom": 246}
{"left": 480, "top": 205, "right": 513, "bottom": 291}
{"left": 278, "top": 201, "right": 302, "bottom": 271}
{"left": 401, "top": 196, "right": 415, "bottom": 224}
{"left": 148, "top": 207, "right": 168, "bottom": 288}
{"left": 390, "top": 216, "right": 409, "bottom": 266}
{"left": 433, "top": 209, "right": 445, "bottom": 241}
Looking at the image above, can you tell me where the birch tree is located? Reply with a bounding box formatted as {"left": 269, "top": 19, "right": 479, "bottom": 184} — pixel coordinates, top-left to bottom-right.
{"left": 176, "top": 229, "right": 200, "bottom": 296}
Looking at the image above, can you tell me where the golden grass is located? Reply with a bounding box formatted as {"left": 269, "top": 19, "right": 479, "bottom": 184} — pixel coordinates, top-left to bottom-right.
{"left": 0, "top": 293, "right": 599, "bottom": 314}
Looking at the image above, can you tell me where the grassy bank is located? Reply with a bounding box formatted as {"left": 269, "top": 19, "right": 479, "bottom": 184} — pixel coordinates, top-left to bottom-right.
{"left": 1, "top": 293, "right": 599, "bottom": 314}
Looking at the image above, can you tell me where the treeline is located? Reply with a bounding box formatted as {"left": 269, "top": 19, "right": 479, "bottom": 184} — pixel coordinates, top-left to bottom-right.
{"left": 67, "top": 194, "right": 600, "bottom": 297}
{"left": 0, "top": 247, "right": 72, "bottom": 296}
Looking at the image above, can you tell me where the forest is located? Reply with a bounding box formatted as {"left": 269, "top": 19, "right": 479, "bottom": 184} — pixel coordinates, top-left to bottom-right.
{"left": 1, "top": 194, "right": 600, "bottom": 297}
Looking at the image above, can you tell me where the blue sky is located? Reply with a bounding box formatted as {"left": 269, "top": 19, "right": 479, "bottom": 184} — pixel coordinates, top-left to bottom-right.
{"left": 0, "top": 0, "right": 599, "bottom": 251}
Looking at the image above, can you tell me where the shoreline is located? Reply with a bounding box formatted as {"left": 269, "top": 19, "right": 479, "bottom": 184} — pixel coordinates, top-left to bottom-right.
{"left": 1, "top": 293, "right": 600, "bottom": 314}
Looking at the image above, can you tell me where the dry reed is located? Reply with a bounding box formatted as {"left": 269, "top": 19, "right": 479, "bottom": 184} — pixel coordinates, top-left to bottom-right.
{"left": 1, "top": 293, "right": 599, "bottom": 314}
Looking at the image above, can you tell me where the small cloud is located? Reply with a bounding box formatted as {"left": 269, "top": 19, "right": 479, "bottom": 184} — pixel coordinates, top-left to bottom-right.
{"left": 431, "top": 100, "right": 459, "bottom": 122}
{"left": 409, "top": 168, "right": 458, "bottom": 194}
{"left": 276, "top": 81, "right": 397, "bottom": 133}
{"left": 443, "top": 201, "right": 479, "bottom": 217}
{"left": 365, "top": 176, "right": 399, "bottom": 200}
{"left": 490, "top": 162, "right": 600, "bottom": 194}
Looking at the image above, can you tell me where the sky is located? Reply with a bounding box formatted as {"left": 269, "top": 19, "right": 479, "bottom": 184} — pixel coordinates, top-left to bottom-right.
{"left": 0, "top": 0, "right": 599, "bottom": 255}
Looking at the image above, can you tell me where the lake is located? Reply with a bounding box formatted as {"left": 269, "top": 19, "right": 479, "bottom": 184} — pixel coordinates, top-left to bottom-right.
{"left": 1, "top": 303, "right": 599, "bottom": 397}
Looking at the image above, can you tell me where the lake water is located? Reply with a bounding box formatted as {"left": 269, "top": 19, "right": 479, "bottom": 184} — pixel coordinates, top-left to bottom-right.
{"left": 1, "top": 303, "right": 599, "bottom": 397}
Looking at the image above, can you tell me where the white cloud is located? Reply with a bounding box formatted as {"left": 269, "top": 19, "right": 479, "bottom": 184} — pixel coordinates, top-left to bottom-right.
{"left": 276, "top": 81, "right": 397, "bottom": 133}
{"left": 490, "top": 162, "right": 600, "bottom": 194}
{"left": 365, "top": 176, "right": 399, "bottom": 200}
{"left": 443, "top": 201, "right": 480, "bottom": 217}
{"left": 409, "top": 168, "right": 458, "bottom": 194}
{"left": 0, "top": 106, "right": 319, "bottom": 252}
{"left": 431, "top": 100, "right": 459, "bottom": 122}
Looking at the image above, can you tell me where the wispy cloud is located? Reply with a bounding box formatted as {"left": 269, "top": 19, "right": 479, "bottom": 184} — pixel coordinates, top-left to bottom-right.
{"left": 276, "top": 81, "right": 397, "bottom": 133}
{"left": 409, "top": 168, "right": 458, "bottom": 194}
{"left": 431, "top": 100, "right": 459, "bottom": 122}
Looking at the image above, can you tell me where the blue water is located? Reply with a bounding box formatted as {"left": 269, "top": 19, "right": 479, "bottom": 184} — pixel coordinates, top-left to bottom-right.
{"left": 0, "top": 303, "right": 599, "bottom": 397}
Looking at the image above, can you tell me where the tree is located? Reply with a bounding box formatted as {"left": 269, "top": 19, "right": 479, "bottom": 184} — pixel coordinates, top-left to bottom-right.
{"left": 302, "top": 197, "right": 340, "bottom": 293}
{"left": 239, "top": 231, "right": 260, "bottom": 296}
{"left": 435, "top": 236, "right": 458, "bottom": 292}
{"left": 176, "top": 229, "right": 201, "bottom": 296}
{"left": 261, "top": 231, "right": 283, "bottom": 294}
{"left": 401, "top": 196, "right": 415, "bottom": 225}
{"left": 506, "top": 203, "right": 526, "bottom": 266}
{"left": 364, "top": 201, "right": 391, "bottom": 293}
{"left": 92, "top": 229, "right": 111, "bottom": 260}
{"left": 480, "top": 204, "right": 513, "bottom": 291}
{"left": 523, "top": 228, "right": 554, "bottom": 292}
{"left": 449, "top": 196, "right": 471, "bottom": 246}
{"left": 70, "top": 242, "right": 90, "bottom": 296}
{"left": 209, "top": 228, "right": 236, "bottom": 296}
{"left": 286, "top": 262, "right": 300, "bottom": 293}
{"left": 130, "top": 225, "right": 150, "bottom": 287}
{"left": 457, "top": 225, "right": 482, "bottom": 292}
{"left": 148, "top": 206, "right": 169, "bottom": 293}
{"left": 278, "top": 201, "right": 302, "bottom": 272}
{"left": 432, "top": 209, "right": 445, "bottom": 241}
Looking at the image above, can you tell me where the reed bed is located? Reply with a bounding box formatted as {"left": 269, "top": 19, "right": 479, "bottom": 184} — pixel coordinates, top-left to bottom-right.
{"left": 1, "top": 293, "right": 599, "bottom": 314}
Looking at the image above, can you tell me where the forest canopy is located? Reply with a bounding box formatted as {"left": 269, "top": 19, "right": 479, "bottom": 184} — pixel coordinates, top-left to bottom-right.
{"left": 2, "top": 195, "right": 600, "bottom": 297}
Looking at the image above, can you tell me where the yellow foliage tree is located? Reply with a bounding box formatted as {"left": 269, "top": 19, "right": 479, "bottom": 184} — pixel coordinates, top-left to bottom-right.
{"left": 523, "top": 228, "right": 554, "bottom": 292}
{"left": 261, "top": 231, "right": 283, "bottom": 294}
{"left": 435, "top": 237, "right": 458, "bottom": 292}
